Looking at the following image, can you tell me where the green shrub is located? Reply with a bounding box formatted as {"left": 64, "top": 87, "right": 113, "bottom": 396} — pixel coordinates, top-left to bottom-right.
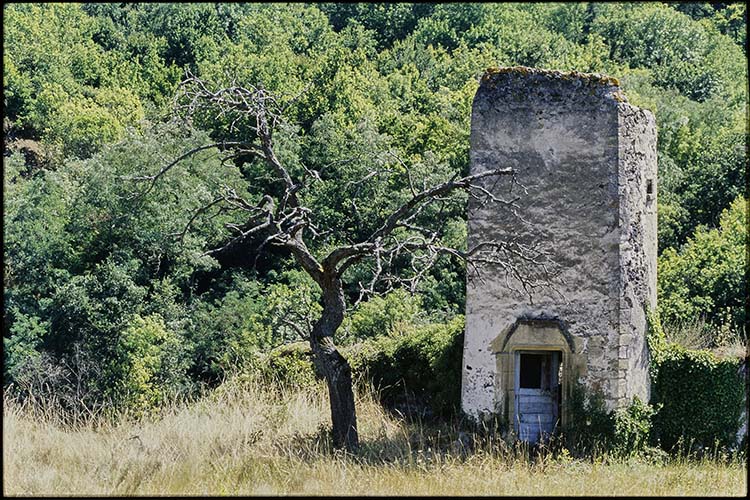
{"left": 650, "top": 343, "right": 744, "bottom": 451}
{"left": 106, "top": 314, "right": 190, "bottom": 416}
{"left": 563, "top": 381, "right": 615, "bottom": 455}
{"left": 350, "top": 316, "right": 465, "bottom": 417}
{"left": 657, "top": 196, "right": 747, "bottom": 338}
{"left": 343, "top": 289, "right": 422, "bottom": 341}
{"left": 186, "top": 277, "right": 272, "bottom": 385}
{"left": 612, "top": 396, "right": 658, "bottom": 458}
{"left": 3, "top": 310, "right": 48, "bottom": 382}
{"left": 254, "top": 316, "right": 466, "bottom": 417}
{"left": 647, "top": 307, "right": 745, "bottom": 452}
{"left": 260, "top": 342, "right": 318, "bottom": 388}
{"left": 564, "top": 383, "right": 657, "bottom": 458}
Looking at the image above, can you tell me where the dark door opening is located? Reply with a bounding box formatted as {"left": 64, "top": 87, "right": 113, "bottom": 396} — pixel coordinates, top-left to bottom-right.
{"left": 515, "top": 351, "right": 560, "bottom": 443}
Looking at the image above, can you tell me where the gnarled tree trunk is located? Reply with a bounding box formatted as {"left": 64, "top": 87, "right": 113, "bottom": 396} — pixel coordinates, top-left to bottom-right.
{"left": 310, "top": 273, "right": 358, "bottom": 451}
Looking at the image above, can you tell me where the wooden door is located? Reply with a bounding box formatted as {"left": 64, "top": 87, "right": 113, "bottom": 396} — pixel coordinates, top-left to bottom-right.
{"left": 514, "top": 351, "right": 560, "bottom": 444}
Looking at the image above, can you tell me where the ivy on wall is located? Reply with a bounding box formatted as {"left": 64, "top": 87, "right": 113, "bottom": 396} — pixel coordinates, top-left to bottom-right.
{"left": 647, "top": 308, "right": 745, "bottom": 451}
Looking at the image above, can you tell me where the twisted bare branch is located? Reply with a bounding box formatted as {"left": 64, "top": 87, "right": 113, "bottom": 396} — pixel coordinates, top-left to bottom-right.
{"left": 138, "top": 72, "right": 559, "bottom": 315}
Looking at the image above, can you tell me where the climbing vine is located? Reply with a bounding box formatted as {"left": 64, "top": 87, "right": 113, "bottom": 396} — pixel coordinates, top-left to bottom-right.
{"left": 647, "top": 307, "right": 745, "bottom": 451}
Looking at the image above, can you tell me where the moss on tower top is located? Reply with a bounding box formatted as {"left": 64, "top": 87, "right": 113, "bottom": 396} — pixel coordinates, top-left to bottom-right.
{"left": 480, "top": 66, "right": 627, "bottom": 102}
{"left": 482, "top": 66, "right": 621, "bottom": 87}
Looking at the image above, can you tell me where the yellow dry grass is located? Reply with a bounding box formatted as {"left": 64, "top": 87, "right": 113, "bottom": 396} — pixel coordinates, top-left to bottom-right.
{"left": 3, "top": 378, "right": 747, "bottom": 496}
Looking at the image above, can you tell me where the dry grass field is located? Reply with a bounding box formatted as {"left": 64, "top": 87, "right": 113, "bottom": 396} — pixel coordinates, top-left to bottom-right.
{"left": 3, "top": 378, "right": 747, "bottom": 496}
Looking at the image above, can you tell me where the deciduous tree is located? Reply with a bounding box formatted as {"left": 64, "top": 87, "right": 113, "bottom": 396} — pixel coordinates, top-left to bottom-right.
{"left": 134, "top": 74, "right": 554, "bottom": 450}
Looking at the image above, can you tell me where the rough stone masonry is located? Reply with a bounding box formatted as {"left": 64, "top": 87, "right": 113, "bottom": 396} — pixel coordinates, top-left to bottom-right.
{"left": 462, "top": 67, "right": 657, "bottom": 437}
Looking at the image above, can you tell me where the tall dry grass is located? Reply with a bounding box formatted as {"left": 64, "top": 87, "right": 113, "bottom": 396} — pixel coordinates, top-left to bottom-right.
{"left": 3, "top": 376, "right": 747, "bottom": 496}
{"left": 664, "top": 317, "right": 748, "bottom": 359}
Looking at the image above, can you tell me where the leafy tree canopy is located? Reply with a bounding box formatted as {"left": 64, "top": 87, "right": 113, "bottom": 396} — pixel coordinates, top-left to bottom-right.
{"left": 3, "top": 2, "right": 746, "bottom": 414}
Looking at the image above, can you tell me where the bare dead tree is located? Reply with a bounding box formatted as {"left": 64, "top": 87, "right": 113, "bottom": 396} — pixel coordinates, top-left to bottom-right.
{"left": 136, "top": 73, "right": 556, "bottom": 451}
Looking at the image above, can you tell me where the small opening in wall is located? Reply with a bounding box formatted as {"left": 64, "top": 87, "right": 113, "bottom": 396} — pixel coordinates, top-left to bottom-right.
{"left": 646, "top": 179, "right": 654, "bottom": 195}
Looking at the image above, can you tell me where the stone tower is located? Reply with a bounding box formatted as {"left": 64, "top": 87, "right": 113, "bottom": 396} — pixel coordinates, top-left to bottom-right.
{"left": 462, "top": 67, "right": 657, "bottom": 443}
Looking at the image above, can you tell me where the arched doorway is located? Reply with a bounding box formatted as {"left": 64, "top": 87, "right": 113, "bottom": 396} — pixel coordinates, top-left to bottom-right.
{"left": 491, "top": 317, "right": 579, "bottom": 444}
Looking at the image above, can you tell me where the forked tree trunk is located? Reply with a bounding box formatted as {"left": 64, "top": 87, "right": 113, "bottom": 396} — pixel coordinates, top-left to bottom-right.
{"left": 310, "top": 274, "right": 358, "bottom": 452}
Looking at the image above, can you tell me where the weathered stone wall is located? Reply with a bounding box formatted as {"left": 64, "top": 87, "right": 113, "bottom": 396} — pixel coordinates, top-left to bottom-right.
{"left": 462, "top": 67, "right": 657, "bottom": 423}
{"left": 617, "top": 103, "right": 658, "bottom": 406}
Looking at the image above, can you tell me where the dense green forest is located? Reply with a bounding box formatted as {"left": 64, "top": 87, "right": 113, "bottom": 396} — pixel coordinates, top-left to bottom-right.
{"left": 3, "top": 2, "right": 747, "bottom": 418}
